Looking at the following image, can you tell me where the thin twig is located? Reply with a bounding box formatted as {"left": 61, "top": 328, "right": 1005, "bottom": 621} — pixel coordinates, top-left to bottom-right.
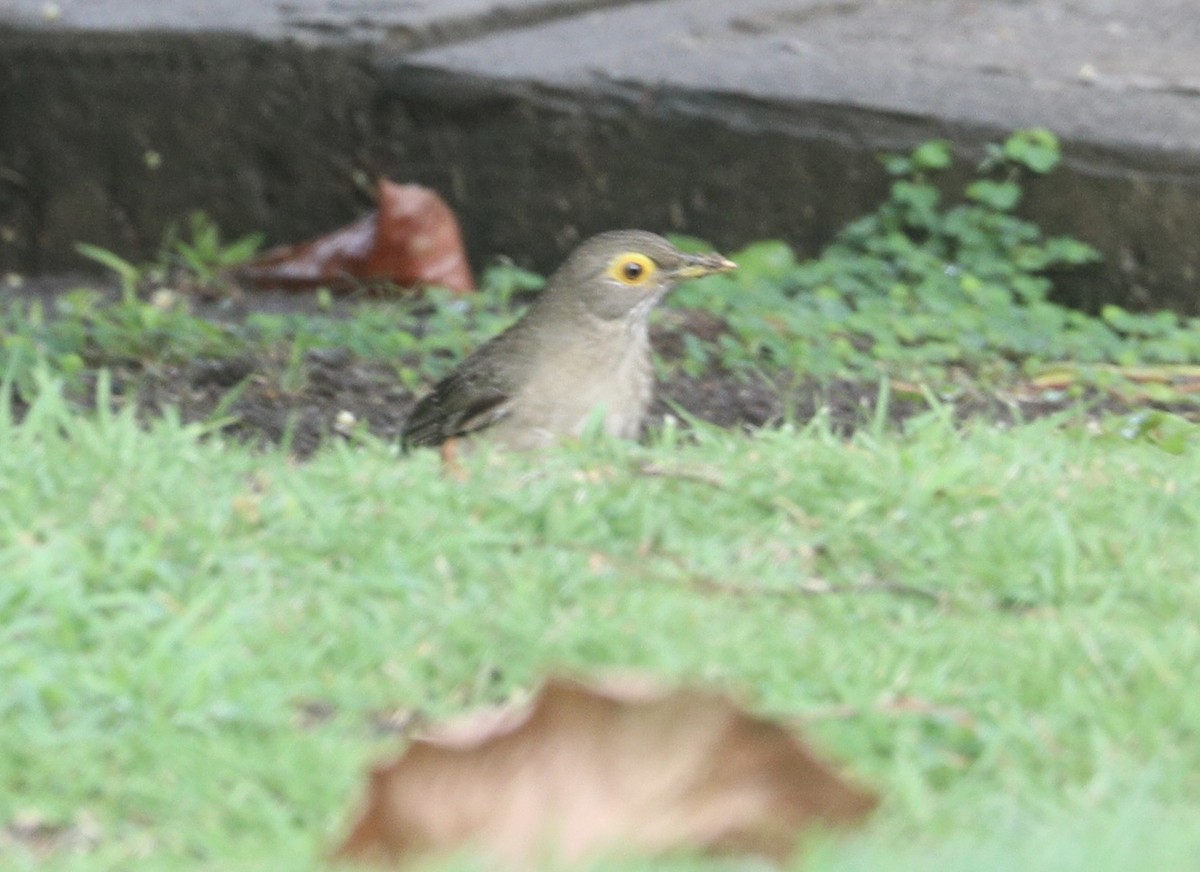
{"left": 636, "top": 461, "right": 728, "bottom": 490}
{"left": 687, "top": 575, "right": 943, "bottom": 604}
{"left": 537, "top": 539, "right": 944, "bottom": 605}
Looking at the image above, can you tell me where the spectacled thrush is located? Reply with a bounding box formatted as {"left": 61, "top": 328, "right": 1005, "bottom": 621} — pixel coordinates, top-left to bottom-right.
{"left": 401, "top": 230, "right": 736, "bottom": 452}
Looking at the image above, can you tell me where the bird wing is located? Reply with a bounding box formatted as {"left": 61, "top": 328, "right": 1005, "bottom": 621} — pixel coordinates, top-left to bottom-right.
{"left": 400, "top": 366, "right": 514, "bottom": 450}
{"left": 401, "top": 323, "right": 535, "bottom": 451}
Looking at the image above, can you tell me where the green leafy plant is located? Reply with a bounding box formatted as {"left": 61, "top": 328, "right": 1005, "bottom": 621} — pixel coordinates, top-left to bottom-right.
{"left": 0, "top": 259, "right": 541, "bottom": 402}
{"left": 671, "top": 130, "right": 1200, "bottom": 384}
{"left": 166, "top": 211, "right": 263, "bottom": 284}
{"left": 74, "top": 243, "right": 149, "bottom": 302}
{"left": 75, "top": 211, "right": 262, "bottom": 299}
{"left": 0, "top": 288, "right": 238, "bottom": 400}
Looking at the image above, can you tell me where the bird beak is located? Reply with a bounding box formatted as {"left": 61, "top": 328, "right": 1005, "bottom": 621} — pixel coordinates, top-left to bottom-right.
{"left": 675, "top": 252, "right": 738, "bottom": 279}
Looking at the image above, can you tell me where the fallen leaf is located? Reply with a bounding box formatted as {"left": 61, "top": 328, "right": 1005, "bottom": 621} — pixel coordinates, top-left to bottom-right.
{"left": 332, "top": 675, "right": 877, "bottom": 868}
{"left": 239, "top": 180, "right": 474, "bottom": 293}
{"left": 1024, "top": 363, "right": 1200, "bottom": 398}
{"left": 3, "top": 809, "right": 101, "bottom": 859}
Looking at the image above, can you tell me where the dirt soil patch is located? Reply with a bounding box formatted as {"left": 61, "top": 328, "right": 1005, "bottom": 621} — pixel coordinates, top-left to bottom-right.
{"left": 89, "top": 337, "right": 1110, "bottom": 458}
{"left": 7, "top": 278, "right": 1181, "bottom": 456}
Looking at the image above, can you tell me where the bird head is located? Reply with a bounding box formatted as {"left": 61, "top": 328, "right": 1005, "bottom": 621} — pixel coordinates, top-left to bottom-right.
{"left": 548, "top": 230, "right": 737, "bottom": 322}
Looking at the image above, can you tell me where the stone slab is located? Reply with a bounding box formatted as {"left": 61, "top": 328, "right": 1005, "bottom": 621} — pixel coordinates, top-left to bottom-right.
{"left": 0, "top": 0, "right": 638, "bottom": 46}
{"left": 409, "top": 0, "right": 1200, "bottom": 157}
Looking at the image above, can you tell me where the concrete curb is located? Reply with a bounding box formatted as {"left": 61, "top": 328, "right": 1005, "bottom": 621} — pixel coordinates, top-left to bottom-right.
{"left": 2, "top": 0, "right": 1198, "bottom": 310}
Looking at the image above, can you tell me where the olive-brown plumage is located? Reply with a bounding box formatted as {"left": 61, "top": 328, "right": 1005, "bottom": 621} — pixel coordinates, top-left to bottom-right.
{"left": 401, "top": 230, "right": 735, "bottom": 451}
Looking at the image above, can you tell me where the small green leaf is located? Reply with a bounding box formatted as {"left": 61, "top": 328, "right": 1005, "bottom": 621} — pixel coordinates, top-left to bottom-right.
{"left": 880, "top": 154, "right": 913, "bottom": 177}
{"left": 75, "top": 243, "right": 144, "bottom": 298}
{"left": 965, "top": 180, "right": 1022, "bottom": 211}
{"left": 729, "top": 240, "right": 796, "bottom": 279}
{"left": 1003, "top": 129, "right": 1061, "bottom": 173}
{"left": 911, "top": 140, "right": 953, "bottom": 171}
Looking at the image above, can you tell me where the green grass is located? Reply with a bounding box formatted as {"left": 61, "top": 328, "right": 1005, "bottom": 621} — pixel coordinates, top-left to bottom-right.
{"left": 3, "top": 378, "right": 1199, "bottom": 870}
{"left": 4, "top": 128, "right": 1200, "bottom": 868}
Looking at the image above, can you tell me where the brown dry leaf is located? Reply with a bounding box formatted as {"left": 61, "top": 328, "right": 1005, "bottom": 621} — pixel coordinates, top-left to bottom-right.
{"left": 239, "top": 180, "right": 474, "bottom": 293}
{"left": 1025, "top": 363, "right": 1200, "bottom": 396}
{"left": 332, "top": 675, "right": 878, "bottom": 868}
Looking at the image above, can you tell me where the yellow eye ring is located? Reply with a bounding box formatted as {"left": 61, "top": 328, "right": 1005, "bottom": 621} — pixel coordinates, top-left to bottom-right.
{"left": 607, "top": 252, "right": 656, "bottom": 286}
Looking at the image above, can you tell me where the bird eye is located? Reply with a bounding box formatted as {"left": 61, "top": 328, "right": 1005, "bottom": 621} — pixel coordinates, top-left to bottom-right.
{"left": 608, "top": 253, "right": 656, "bottom": 286}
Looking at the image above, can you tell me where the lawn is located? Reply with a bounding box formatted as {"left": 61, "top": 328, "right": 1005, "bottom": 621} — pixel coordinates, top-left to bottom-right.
{"left": 3, "top": 378, "right": 1199, "bottom": 870}
{"left": 4, "top": 131, "right": 1200, "bottom": 869}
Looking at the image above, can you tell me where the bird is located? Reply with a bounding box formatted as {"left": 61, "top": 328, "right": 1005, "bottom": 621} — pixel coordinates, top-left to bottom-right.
{"left": 401, "top": 230, "right": 736, "bottom": 454}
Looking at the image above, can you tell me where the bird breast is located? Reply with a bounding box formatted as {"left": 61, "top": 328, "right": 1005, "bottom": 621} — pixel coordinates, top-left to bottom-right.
{"left": 504, "top": 320, "right": 654, "bottom": 448}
